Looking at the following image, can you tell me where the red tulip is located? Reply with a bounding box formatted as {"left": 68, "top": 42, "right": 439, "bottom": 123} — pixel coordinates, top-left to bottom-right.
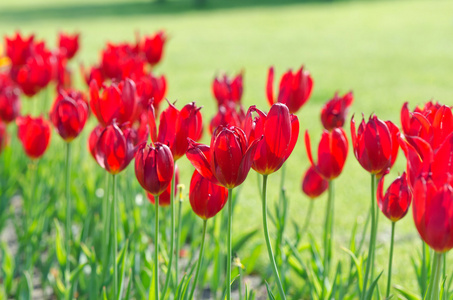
{"left": 301, "top": 166, "right": 329, "bottom": 199}
{"left": 212, "top": 72, "right": 243, "bottom": 106}
{"left": 149, "top": 101, "right": 203, "bottom": 161}
{"left": 320, "top": 91, "right": 354, "bottom": 131}
{"left": 244, "top": 103, "right": 299, "bottom": 175}
{"left": 50, "top": 89, "right": 88, "bottom": 142}
{"left": 0, "top": 73, "right": 21, "bottom": 123}
{"left": 5, "top": 32, "right": 35, "bottom": 66}
{"left": 147, "top": 164, "right": 179, "bottom": 207}
{"left": 89, "top": 78, "right": 137, "bottom": 126}
{"left": 135, "top": 142, "right": 174, "bottom": 196}
{"left": 88, "top": 124, "right": 103, "bottom": 160}
{"left": 266, "top": 66, "right": 313, "bottom": 114}
{"left": 81, "top": 64, "right": 105, "bottom": 87}
{"left": 305, "top": 128, "right": 348, "bottom": 180}
{"left": 187, "top": 125, "right": 261, "bottom": 188}
{"left": 351, "top": 115, "right": 399, "bottom": 176}
{"left": 189, "top": 170, "right": 228, "bottom": 219}
{"left": 0, "top": 120, "right": 7, "bottom": 153}
{"left": 209, "top": 102, "right": 245, "bottom": 134}
{"left": 377, "top": 172, "right": 412, "bottom": 222}
{"left": 101, "top": 43, "right": 143, "bottom": 81}
{"left": 136, "top": 72, "right": 166, "bottom": 113}
{"left": 54, "top": 53, "right": 71, "bottom": 90}
{"left": 93, "top": 122, "right": 136, "bottom": 174}
{"left": 16, "top": 115, "right": 51, "bottom": 159}
{"left": 141, "top": 31, "right": 166, "bottom": 66}
{"left": 58, "top": 32, "right": 79, "bottom": 60}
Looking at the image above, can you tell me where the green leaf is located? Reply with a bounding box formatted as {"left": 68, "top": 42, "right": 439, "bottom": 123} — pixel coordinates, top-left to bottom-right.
{"left": 393, "top": 285, "right": 421, "bottom": 300}
{"left": 1, "top": 242, "right": 14, "bottom": 294}
{"left": 117, "top": 240, "right": 129, "bottom": 300}
{"left": 124, "top": 268, "right": 133, "bottom": 300}
{"left": 341, "top": 247, "right": 363, "bottom": 292}
{"left": 54, "top": 219, "right": 67, "bottom": 267}
{"left": 265, "top": 281, "right": 277, "bottom": 300}
{"left": 366, "top": 271, "right": 383, "bottom": 300}
{"left": 232, "top": 228, "right": 259, "bottom": 254}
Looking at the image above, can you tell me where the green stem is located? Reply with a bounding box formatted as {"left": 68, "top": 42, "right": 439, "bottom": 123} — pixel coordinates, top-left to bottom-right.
{"left": 301, "top": 200, "right": 314, "bottom": 239}
{"left": 189, "top": 220, "right": 207, "bottom": 299}
{"left": 238, "top": 262, "right": 243, "bottom": 300}
{"left": 175, "top": 193, "right": 183, "bottom": 287}
{"left": 361, "top": 174, "right": 376, "bottom": 300}
{"left": 321, "top": 180, "right": 334, "bottom": 299}
{"left": 386, "top": 222, "right": 396, "bottom": 298}
{"left": 372, "top": 177, "right": 379, "bottom": 282}
{"left": 162, "top": 169, "right": 176, "bottom": 298}
{"left": 112, "top": 174, "right": 118, "bottom": 299}
{"left": 154, "top": 195, "right": 160, "bottom": 300}
{"left": 421, "top": 240, "right": 428, "bottom": 296}
{"left": 101, "top": 174, "right": 111, "bottom": 286}
{"left": 426, "top": 252, "right": 443, "bottom": 300}
{"left": 261, "top": 175, "right": 286, "bottom": 300}
{"left": 65, "top": 142, "right": 72, "bottom": 299}
{"left": 226, "top": 188, "right": 233, "bottom": 300}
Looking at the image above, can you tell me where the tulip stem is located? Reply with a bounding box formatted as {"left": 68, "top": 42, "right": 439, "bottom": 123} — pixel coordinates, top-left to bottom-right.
{"left": 65, "top": 142, "right": 72, "bottom": 300}
{"left": 162, "top": 170, "right": 176, "bottom": 298}
{"left": 426, "top": 252, "right": 443, "bottom": 300}
{"left": 321, "top": 180, "right": 335, "bottom": 299}
{"left": 112, "top": 174, "right": 118, "bottom": 299}
{"left": 189, "top": 219, "right": 207, "bottom": 299}
{"left": 226, "top": 188, "right": 233, "bottom": 300}
{"left": 386, "top": 222, "right": 396, "bottom": 298}
{"left": 153, "top": 195, "right": 160, "bottom": 300}
{"left": 261, "top": 175, "right": 286, "bottom": 300}
{"left": 101, "top": 174, "right": 111, "bottom": 287}
{"left": 175, "top": 189, "right": 183, "bottom": 287}
{"left": 361, "top": 174, "right": 376, "bottom": 300}
{"left": 301, "top": 200, "right": 314, "bottom": 240}
{"left": 421, "top": 240, "right": 428, "bottom": 296}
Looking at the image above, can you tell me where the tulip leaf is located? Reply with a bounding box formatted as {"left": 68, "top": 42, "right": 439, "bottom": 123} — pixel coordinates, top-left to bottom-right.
{"left": 124, "top": 268, "right": 133, "bottom": 300}
{"left": 393, "top": 285, "right": 421, "bottom": 300}
{"left": 265, "top": 281, "right": 277, "bottom": 300}
{"left": 1, "top": 242, "right": 14, "bottom": 294}
{"left": 117, "top": 240, "right": 129, "bottom": 300}
{"left": 54, "top": 219, "right": 67, "bottom": 267}
{"left": 365, "top": 271, "right": 383, "bottom": 300}
{"left": 341, "top": 246, "right": 363, "bottom": 292}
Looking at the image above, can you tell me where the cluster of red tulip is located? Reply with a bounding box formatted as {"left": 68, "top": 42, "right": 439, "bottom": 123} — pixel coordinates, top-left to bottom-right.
{"left": 1, "top": 29, "right": 452, "bottom": 300}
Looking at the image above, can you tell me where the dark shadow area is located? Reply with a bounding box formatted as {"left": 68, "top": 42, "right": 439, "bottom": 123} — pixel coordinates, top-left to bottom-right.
{"left": 0, "top": 0, "right": 336, "bottom": 22}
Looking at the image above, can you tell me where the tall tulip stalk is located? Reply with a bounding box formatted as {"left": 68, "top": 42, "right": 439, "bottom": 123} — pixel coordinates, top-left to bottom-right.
{"left": 187, "top": 125, "right": 260, "bottom": 300}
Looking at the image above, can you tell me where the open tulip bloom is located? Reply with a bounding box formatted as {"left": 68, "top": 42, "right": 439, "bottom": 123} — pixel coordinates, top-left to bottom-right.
{"left": 187, "top": 125, "right": 260, "bottom": 300}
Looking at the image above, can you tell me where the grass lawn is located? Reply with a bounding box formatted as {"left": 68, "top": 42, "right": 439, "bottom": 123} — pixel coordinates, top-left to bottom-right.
{"left": 1, "top": 0, "right": 452, "bottom": 296}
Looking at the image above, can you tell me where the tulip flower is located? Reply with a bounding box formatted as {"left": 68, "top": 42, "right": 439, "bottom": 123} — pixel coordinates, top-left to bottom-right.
{"left": 89, "top": 78, "right": 137, "bottom": 126}
{"left": 351, "top": 115, "right": 399, "bottom": 176}
{"left": 320, "top": 91, "right": 354, "bottom": 131}
{"left": 187, "top": 125, "right": 260, "bottom": 300}
{"left": 50, "top": 89, "right": 88, "bottom": 142}
{"left": 266, "top": 66, "right": 313, "bottom": 114}
{"left": 58, "top": 32, "right": 79, "bottom": 60}
{"left": 302, "top": 166, "right": 328, "bottom": 199}
{"left": 134, "top": 141, "right": 174, "bottom": 300}
{"left": 53, "top": 53, "right": 71, "bottom": 90}
{"left": 100, "top": 43, "right": 144, "bottom": 81}
{"left": 209, "top": 102, "right": 245, "bottom": 134}
{"left": 136, "top": 72, "right": 166, "bottom": 113}
{"left": 212, "top": 72, "right": 243, "bottom": 106}
{"left": 93, "top": 122, "right": 136, "bottom": 175}
{"left": 147, "top": 164, "right": 179, "bottom": 206}
{"left": 377, "top": 172, "right": 412, "bottom": 298}
{"left": 141, "top": 31, "right": 166, "bottom": 66}
{"left": 188, "top": 170, "right": 229, "bottom": 299}
{"left": 0, "top": 120, "right": 7, "bottom": 153}
{"left": 149, "top": 100, "right": 203, "bottom": 161}
{"left": 88, "top": 125, "right": 103, "bottom": 160}
{"left": 0, "top": 73, "right": 21, "bottom": 123}
{"left": 5, "top": 32, "right": 35, "bottom": 66}
{"left": 244, "top": 103, "right": 299, "bottom": 175}
{"left": 305, "top": 128, "right": 348, "bottom": 180}
{"left": 81, "top": 64, "right": 105, "bottom": 87}
{"left": 16, "top": 115, "right": 51, "bottom": 159}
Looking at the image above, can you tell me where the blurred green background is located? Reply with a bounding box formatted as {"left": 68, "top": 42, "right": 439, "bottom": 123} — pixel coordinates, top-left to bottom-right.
{"left": 1, "top": 0, "right": 452, "bottom": 296}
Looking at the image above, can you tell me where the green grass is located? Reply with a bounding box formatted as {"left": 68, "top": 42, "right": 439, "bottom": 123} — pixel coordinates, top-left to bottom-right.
{"left": 1, "top": 0, "right": 452, "bottom": 296}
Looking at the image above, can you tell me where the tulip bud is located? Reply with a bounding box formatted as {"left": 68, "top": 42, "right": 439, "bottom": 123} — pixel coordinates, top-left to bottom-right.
{"left": 16, "top": 115, "right": 51, "bottom": 159}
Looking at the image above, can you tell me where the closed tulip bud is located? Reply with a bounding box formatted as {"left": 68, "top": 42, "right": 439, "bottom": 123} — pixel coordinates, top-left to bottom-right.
{"left": 212, "top": 72, "right": 243, "bottom": 106}
{"left": 50, "top": 89, "right": 88, "bottom": 142}
{"left": 377, "top": 172, "right": 412, "bottom": 222}
{"left": 93, "top": 123, "right": 136, "bottom": 174}
{"left": 0, "top": 73, "right": 21, "bottom": 123}
{"left": 320, "top": 91, "right": 354, "bottom": 131}
{"left": 89, "top": 78, "right": 137, "bottom": 126}
{"left": 187, "top": 125, "right": 261, "bottom": 188}
{"left": 244, "top": 103, "right": 299, "bottom": 175}
{"left": 147, "top": 164, "right": 179, "bottom": 206}
{"left": 135, "top": 142, "right": 174, "bottom": 196}
{"left": 58, "top": 32, "right": 79, "bottom": 60}
{"left": 305, "top": 128, "right": 348, "bottom": 180}
{"left": 142, "top": 31, "right": 166, "bottom": 66}
{"left": 16, "top": 115, "right": 51, "bottom": 159}
{"left": 189, "top": 170, "right": 228, "bottom": 219}
{"left": 266, "top": 66, "right": 313, "bottom": 114}
{"left": 302, "top": 166, "right": 329, "bottom": 199}
{"left": 351, "top": 115, "right": 399, "bottom": 176}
